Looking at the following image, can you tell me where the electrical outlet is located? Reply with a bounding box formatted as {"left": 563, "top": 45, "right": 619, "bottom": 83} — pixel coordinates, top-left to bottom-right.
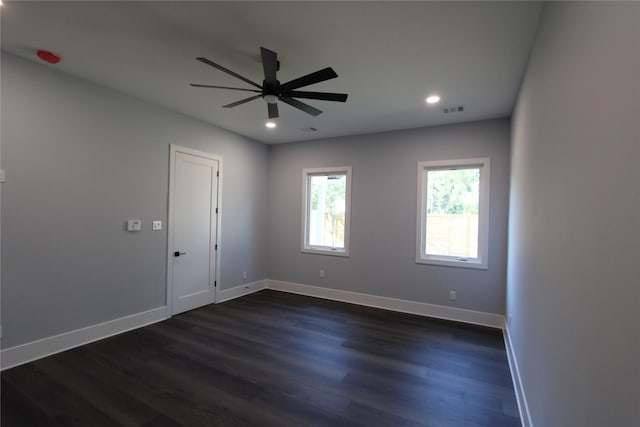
{"left": 449, "top": 291, "right": 456, "bottom": 301}
{"left": 242, "top": 272, "right": 247, "bottom": 279}
{"left": 319, "top": 269, "right": 325, "bottom": 278}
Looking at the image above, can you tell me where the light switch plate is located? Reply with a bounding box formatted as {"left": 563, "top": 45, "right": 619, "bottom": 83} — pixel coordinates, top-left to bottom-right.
{"left": 152, "top": 220, "right": 162, "bottom": 231}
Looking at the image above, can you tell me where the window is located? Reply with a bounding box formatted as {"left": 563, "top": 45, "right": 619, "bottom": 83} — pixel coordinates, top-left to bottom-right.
{"left": 416, "top": 158, "right": 490, "bottom": 269}
{"left": 302, "top": 167, "right": 352, "bottom": 256}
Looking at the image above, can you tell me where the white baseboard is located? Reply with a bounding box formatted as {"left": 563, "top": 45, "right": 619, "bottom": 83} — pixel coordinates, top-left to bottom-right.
{"left": 218, "top": 280, "right": 267, "bottom": 303}
{"left": 504, "top": 324, "right": 532, "bottom": 427}
{"left": 1, "top": 306, "right": 167, "bottom": 371}
{"left": 1, "top": 280, "right": 505, "bottom": 371}
{"left": 265, "top": 279, "right": 505, "bottom": 329}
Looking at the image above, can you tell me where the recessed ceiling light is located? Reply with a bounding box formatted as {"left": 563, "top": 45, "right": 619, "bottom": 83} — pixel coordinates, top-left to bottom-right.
{"left": 426, "top": 95, "right": 441, "bottom": 104}
{"left": 265, "top": 121, "right": 276, "bottom": 129}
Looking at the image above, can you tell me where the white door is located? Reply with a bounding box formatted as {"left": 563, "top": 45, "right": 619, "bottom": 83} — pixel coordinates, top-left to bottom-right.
{"left": 169, "top": 148, "right": 220, "bottom": 315}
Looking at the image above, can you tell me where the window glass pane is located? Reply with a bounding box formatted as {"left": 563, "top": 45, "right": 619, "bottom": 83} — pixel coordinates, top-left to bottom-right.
{"left": 308, "top": 174, "right": 346, "bottom": 248}
{"left": 425, "top": 168, "right": 480, "bottom": 258}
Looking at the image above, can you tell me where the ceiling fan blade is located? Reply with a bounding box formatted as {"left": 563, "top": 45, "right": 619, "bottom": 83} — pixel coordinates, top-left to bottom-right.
{"left": 281, "top": 91, "right": 348, "bottom": 102}
{"left": 279, "top": 97, "right": 322, "bottom": 116}
{"left": 222, "top": 95, "right": 262, "bottom": 108}
{"left": 196, "top": 57, "right": 262, "bottom": 90}
{"left": 280, "top": 67, "right": 338, "bottom": 91}
{"left": 190, "top": 84, "right": 261, "bottom": 93}
{"left": 261, "top": 47, "right": 278, "bottom": 87}
{"left": 268, "top": 102, "right": 279, "bottom": 119}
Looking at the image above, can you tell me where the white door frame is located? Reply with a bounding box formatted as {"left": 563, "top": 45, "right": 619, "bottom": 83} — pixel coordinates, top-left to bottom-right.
{"left": 166, "top": 144, "right": 223, "bottom": 318}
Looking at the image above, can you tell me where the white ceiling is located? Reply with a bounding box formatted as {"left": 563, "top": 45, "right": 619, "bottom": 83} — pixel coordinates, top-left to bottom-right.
{"left": 1, "top": 1, "right": 542, "bottom": 144}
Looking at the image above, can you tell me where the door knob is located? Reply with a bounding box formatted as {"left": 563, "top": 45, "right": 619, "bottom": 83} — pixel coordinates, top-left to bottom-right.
{"left": 174, "top": 251, "right": 187, "bottom": 257}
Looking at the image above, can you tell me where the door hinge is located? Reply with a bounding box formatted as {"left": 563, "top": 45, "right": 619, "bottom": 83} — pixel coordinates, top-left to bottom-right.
{"left": 214, "top": 281, "right": 217, "bottom": 287}
{"left": 217, "top": 171, "right": 219, "bottom": 177}
{"left": 216, "top": 207, "right": 218, "bottom": 214}
{"left": 215, "top": 244, "right": 218, "bottom": 250}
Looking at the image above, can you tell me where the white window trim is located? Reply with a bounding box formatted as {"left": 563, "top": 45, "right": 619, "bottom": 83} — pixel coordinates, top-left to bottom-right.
{"left": 301, "top": 166, "right": 352, "bottom": 257}
{"left": 416, "top": 158, "right": 490, "bottom": 270}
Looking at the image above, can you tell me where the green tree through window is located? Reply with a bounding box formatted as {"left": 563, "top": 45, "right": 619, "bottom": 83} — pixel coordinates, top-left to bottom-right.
{"left": 427, "top": 169, "right": 479, "bottom": 215}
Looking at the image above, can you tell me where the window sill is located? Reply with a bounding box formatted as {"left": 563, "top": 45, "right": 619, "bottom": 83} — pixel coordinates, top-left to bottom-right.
{"left": 416, "top": 256, "right": 487, "bottom": 270}
{"left": 302, "top": 247, "right": 349, "bottom": 257}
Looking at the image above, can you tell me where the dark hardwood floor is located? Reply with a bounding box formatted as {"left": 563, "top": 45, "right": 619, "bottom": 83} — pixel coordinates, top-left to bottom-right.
{"left": 1, "top": 290, "right": 520, "bottom": 427}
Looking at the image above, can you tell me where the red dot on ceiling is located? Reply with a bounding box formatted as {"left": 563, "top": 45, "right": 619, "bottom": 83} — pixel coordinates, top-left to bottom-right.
{"left": 37, "top": 50, "right": 61, "bottom": 64}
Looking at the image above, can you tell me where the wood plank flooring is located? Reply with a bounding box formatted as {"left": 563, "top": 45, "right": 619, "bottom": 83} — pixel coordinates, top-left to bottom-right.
{"left": 1, "top": 290, "right": 520, "bottom": 427}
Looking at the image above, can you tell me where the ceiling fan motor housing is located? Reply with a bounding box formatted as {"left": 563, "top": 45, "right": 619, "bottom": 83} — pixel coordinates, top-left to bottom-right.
{"left": 263, "top": 81, "right": 280, "bottom": 104}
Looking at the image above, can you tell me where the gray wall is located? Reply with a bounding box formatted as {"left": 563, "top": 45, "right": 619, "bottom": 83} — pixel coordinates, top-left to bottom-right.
{"left": 1, "top": 53, "right": 269, "bottom": 348}
{"left": 268, "top": 119, "right": 510, "bottom": 314}
{"left": 508, "top": 2, "right": 640, "bottom": 425}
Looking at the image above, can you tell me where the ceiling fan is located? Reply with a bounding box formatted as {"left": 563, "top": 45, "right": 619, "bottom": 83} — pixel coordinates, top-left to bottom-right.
{"left": 190, "top": 47, "right": 348, "bottom": 119}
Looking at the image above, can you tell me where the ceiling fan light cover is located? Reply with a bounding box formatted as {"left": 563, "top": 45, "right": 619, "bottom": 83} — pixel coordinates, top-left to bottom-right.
{"left": 263, "top": 94, "right": 278, "bottom": 104}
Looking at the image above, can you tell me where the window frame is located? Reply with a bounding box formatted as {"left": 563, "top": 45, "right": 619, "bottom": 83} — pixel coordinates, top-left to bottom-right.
{"left": 301, "top": 166, "right": 352, "bottom": 257}
{"left": 416, "top": 158, "right": 490, "bottom": 269}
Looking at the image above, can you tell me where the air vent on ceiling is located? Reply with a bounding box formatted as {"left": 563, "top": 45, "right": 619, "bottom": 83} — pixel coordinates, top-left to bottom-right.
{"left": 443, "top": 105, "right": 464, "bottom": 114}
